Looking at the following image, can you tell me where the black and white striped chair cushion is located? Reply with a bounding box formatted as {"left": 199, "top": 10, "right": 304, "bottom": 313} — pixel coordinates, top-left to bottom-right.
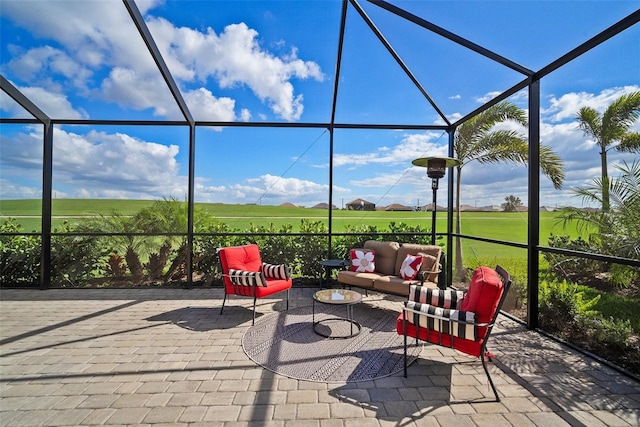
{"left": 408, "top": 285, "right": 465, "bottom": 309}
{"left": 405, "top": 300, "right": 477, "bottom": 341}
{"left": 228, "top": 269, "right": 267, "bottom": 287}
{"left": 262, "top": 263, "right": 291, "bottom": 280}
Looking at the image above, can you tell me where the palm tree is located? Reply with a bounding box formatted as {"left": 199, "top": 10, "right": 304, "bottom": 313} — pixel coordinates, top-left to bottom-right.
{"left": 559, "top": 160, "right": 640, "bottom": 259}
{"left": 89, "top": 211, "right": 149, "bottom": 277}
{"left": 576, "top": 91, "right": 640, "bottom": 211}
{"left": 453, "top": 101, "right": 565, "bottom": 279}
{"left": 557, "top": 160, "right": 640, "bottom": 286}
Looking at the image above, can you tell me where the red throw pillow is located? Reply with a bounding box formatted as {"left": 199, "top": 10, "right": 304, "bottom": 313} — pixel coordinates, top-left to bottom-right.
{"left": 350, "top": 249, "right": 375, "bottom": 272}
{"left": 400, "top": 254, "right": 423, "bottom": 280}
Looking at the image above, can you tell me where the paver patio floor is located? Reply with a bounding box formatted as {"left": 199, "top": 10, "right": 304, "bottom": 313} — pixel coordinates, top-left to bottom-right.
{"left": 1, "top": 287, "right": 639, "bottom": 426}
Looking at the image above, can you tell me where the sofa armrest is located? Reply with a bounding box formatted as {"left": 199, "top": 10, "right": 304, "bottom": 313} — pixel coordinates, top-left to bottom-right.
{"left": 417, "top": 263, "right": 442, "bottom": 284}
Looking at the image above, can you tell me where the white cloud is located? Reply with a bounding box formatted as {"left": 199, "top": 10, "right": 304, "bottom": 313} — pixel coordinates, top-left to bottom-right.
{"left": 333, "top": 132, "right": 448, "bottom": 168}
{"left": 146, "top": 19, "right": 324, "bottom": 121}
{"left": 239, "top": 108, "right": 252, "bottom": 122}
{"left": 193, "top": 174, "right": 343, "bottom": 205}
{"left": 543, "top": 85, "right": 640, "bottom": 123}
{"left": 0, "top": 83, "right": 88, "bottom": 119}
{"left": 2, "top": 1, "right": 323, "bottom": 121}
{"left": 100, "top": 68, "right": 181, "bottom": 118}
{"left": 475, "top": 91, "right": 502, "bottom": 103}
{"left": 0, "top": 179, "right": 42, "bottom": 199}
{"left": 245, "top": 174, "right": 329, "bottom": 198}
{"left": 183, "top": 88, "right": 236, "bottom": 122}
{"left": 6, "top": 46, "right": 92, "bottom": 86}
{"left": 0, "top": 126, "right": 185, "bottom": 199}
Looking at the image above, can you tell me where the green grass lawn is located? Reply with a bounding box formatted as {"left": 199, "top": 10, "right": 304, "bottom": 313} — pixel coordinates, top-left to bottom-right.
{"left": 2, "top": 198, "right": 581, "bottom": 264}
{"left": 2, "top": 198, "right": 578, "bottom": 237}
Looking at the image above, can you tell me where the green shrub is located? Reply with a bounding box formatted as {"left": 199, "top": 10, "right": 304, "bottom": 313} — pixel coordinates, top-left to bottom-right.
{"left": 247, "top": 223, "right": 298, "bottom": 268}
{"left": 538, "top": 279, "right": 600, "bottom": 334}
{"left": 386, "top": 222, "right": 431, "bottom": 245}
{"left": 193, "top": 220, "right": 241, "bottom": 284}
{"left": 585, "top": 316, "right": 632, "bottom": 348}
{"left": 50, "top": 221, "right": 111, "bottom": 286}
{"left": 608, "top": 263, "right": 639, "bottom": 289}
{"left": 332, "top": 224, "right": 380, "bottom": 261}
{"left": 0, "top": 219, "right": 40, "bottom": 286}
{"left": 544, "top": 234, "right": 605, "bottom": 282}
{"left": 296, "top": 219, "right": 328, "bottom": 278}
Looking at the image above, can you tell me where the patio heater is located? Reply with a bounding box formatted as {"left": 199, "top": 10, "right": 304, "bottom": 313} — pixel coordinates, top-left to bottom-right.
{"left": 412, "top": 157, "right": 462, "bottom": 245}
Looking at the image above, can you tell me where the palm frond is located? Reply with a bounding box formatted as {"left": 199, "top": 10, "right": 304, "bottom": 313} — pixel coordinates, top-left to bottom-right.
{"left": 576, "top": 107, "right": 602, "bottom": 142}
{"left": 603, "top": 91, "right": 640, "bottom": 138}
{"left": 617, "top": 132, "right": 640, "bottom": 153}
{"left": 539, "top": 145, "right": 565, "bottom": 189}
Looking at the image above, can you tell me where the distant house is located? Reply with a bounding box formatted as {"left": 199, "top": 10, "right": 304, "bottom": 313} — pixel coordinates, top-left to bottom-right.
{"left": 311, "top": 203, "right": 338, "bottom": 210}
{"left": 346, "top": 198, "right": 375, "bottom": 211}
{"left": 418, "top": 203, "right": 447, "bottom": 212}
{"left": 478, "top": 205, "right": 502, "bottom": 212}
{"left": 385, "top": 203, "right": 412, "bottom": 211}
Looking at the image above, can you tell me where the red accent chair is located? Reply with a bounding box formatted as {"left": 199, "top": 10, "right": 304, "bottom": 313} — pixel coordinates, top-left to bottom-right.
{"left": 218, "top": 244, "right": 292, "bottom": 325}
{"left": 397, "top": 265, "right": 511, "bottom": 402}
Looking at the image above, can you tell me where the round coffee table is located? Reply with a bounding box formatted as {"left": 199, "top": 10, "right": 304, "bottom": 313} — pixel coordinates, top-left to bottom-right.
{"left": 312, "top": 289, "right": 362, "bottom": 339}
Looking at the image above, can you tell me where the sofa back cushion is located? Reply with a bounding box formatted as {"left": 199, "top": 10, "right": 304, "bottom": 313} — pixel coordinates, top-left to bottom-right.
{"left": 395, "top": 244, "right": 442, "bottom": 278}
{"left": 363, "top": 240, "right": 399, "bottom": 275}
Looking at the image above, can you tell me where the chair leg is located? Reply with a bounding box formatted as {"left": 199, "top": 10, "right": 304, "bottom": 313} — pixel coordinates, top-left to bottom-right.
{"left": 252, "top": 295, "right": 257, "bottom": 325}
{"left": 403, "top": 314, "right": 408, "bottom": 378}
{"left": 286, "top": 289, "right": 289, "bottom": 310}
{"left": 481, "top": 352, "right": 500, "bottom": 402}
{"left": 220, "top": 293, "right": 227, "bottom": 315}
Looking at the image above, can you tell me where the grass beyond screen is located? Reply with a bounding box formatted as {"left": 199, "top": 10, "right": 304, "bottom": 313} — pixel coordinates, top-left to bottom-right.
{"left": 1, "top": 198, "right": 581, "bottom": 254}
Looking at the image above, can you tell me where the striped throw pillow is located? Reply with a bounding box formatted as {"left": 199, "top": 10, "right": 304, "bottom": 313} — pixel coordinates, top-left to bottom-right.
{"left": 262, "top": 263, "right": 291, "bottom": 280}
{"left": 228, "top": 269, "right": 267, "bottom": 287}
{"left": 408, "top": 285, "right": 465, "bottom": 309}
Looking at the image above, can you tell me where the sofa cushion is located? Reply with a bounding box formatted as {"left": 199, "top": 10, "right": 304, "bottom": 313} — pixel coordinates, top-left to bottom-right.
{"left": 395, "top": 244, "right": 441, "bottom": 277}
{"left": 373, "top": 275, "right": 437, "bottom": 296}
{"left": 336, "top": 270, "right": 376, "bottom": 289}
{"left": 364, "top": 240, "right": 399, "bottom": 275}
{"left": 399, "top": 254, "right": 423, "bottom": 280}
{"left": 349, "top": 249, "right": 375, "bottom": 272}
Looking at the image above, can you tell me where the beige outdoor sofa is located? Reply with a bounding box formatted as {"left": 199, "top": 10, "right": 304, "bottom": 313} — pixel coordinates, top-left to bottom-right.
{"left": 337, "top": 240, "right": 443, "bottom": 297}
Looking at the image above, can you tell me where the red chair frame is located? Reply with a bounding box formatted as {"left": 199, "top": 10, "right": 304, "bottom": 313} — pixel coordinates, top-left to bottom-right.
{"left": 218, "top": 244, "right": 292, "bottom": 325}
{"left": 398, "top": 265, "right": 511, "bottom": 402}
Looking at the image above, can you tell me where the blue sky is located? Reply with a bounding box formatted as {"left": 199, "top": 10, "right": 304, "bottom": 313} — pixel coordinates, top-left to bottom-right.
{"left": 1, "top": 0, "right": 639, "bottom": 209}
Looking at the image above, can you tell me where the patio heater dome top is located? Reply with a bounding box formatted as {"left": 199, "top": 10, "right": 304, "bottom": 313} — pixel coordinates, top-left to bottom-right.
{"left": 412, "top": 156, "right": 462, "bottom": 179}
